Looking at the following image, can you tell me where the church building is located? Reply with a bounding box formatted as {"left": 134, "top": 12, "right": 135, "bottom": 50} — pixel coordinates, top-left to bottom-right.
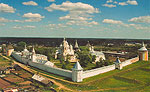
{"left": 55, "top": 38, "right": 77, "bottom": 62}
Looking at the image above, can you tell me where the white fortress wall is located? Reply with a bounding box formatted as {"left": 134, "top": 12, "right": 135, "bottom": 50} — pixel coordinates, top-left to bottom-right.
{"left": 82, "top": 64, "right": 115, "bottom": 79}
{"left": 121, "top": 60, "right": 132, "bottom": 67}
{"left": 12, "top": 51, "right": 139, "bottom": 81}
{"left": 121, "top": 57, "right": 139, "bottom": 67}
{"left": 82, "top": 57, "right": 139, "bottom": 79}
{"left": 12, "top": 52, "right": 29, "bottom": 64}
{"left": 29, "top": 61, "right": 72, "bottom": 78}
{"left": 12, "top": 52, "right": 72, "bottom": 78}
{"left": 12, "top": 52, "right": 23, "bottom": 62}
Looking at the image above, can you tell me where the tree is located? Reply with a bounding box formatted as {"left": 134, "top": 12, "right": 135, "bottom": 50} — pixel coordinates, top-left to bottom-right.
{"left": 77, "top": 52, "right": 93, "bottom": 67}
{"left": 18, "top": 41, "right": 26, "bottom": 47}
{"left": 62, "top": 63, "right": 67, "bottom": 69}
{"left": 65, "top": 58, "right": 70, "bottom": 65}
{"left": 92, "top": 55, "right": 96, "bottom": 62}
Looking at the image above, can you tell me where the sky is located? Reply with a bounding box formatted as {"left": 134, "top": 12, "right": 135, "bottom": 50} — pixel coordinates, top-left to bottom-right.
{"left": 0, "top": 0, "right": 150, "bottom": 39}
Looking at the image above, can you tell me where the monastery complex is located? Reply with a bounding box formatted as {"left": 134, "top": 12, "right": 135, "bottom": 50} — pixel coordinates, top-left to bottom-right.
{"left": 3, "top": 39, "right": 149, "bottom": 82}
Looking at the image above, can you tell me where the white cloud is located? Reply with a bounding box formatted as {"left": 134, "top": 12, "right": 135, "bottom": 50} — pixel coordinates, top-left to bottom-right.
{"left": 24, "top": 25, "right": 36, "bottom": 28}
{"left": 103, "top": 19, "right": 123, "bottom": 24}
{"left": 113, "top": 1, "right": 118, "bottom": 4}
{"left": 0, "top": 3, "right": 15, "bottom": 13}
{"left": 48, "top": 0, "right": 55, "bottom": 2}
{"left": 23, "top": 13, "right": 44, "bottom": 22}
{"left": 45, "top": 1, "right": 99, "bottom": 13}
{"left": 13, "top": 25, "right": 22, "bottom": 29}
{"left": 47, "top": 23, "right": 67, "bottom": 29}
{"left": 106, "top": 0, "right": 113, "bottom": 3}
{"left": 89, "top": 21, "right": 99, "bottom": 25}
{"left": 59, "top": 15, "right": 92, "bottom": 21}
{"left": 13, "top": 25, "right": 36, "bottom": 29}
{"left": 0, "top": 23, "right": 5, "bottom": 26}
{"left": 23, "top": 13, "right": 44, "bottom": 18}
{"left": 127, "top": 0, "right": 138, "bottom": 5}
{"left": 22, "top": 1, "right": 38, "bottom": 6}
{"left": 45, "top": 1, "right": 99, "bottom": 27}
{"left": 102, "top": 4, "right": 116, "bottom": 8}
{"left": 0, "top": 17, "right": 10, "bottom": 22}
{"left": 103, "top": 19, "right": 149, "bottom": 30}
{"left": 129, "top": 16, "right": 150, "bottom": 23}
{"left": 129, "top": 24, "right": 150, "bottom": 30}
{"left": 118, "top": 2, "right": 128, "bottom": 6}
{"left": 0, "top": 17, "right": 24, "bottom": 23}
{"left": 66, "top": 20, "right": 98, "bottom": 26}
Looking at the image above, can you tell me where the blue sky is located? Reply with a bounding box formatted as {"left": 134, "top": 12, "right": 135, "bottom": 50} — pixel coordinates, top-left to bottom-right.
{"left": 0, "top": 0, "right": 150, "bottom": 39}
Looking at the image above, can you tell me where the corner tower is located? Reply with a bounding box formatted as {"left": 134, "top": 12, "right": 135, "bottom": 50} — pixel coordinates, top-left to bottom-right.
{"left": 138, "top": 42, "right": 148, "bottom": 61}
{"left": 72, "top": 61, "right": 83, "bottom": 82}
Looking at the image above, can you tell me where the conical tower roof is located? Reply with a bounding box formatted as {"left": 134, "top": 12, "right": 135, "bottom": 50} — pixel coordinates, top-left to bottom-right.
{"left": 75, "top": 40, "right": 79, "bottom": 48}
{"left": 86, "top": 41, "right": 91, "bottom": 47}
{"left": 7, "top": 43, "right": 13, "bottom": 49}
{"left": 73, "top": 61, "right": 83, "bottom": 70}
{"left": 24, "top": 44, "right": 29, "bottom": 52}
{"left": 32, "top": 46, "right": 36, "bottom": 54}
{"left": 115, "top": 57, "right": 121, "bottom": 63}
{"left": 138, "top": 42, "right": 147, "bottom": 51}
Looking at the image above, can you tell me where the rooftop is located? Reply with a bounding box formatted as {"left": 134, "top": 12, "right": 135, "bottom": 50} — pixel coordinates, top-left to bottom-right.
{"left": 73, "top": 61, "right": 83, "bottom": 70}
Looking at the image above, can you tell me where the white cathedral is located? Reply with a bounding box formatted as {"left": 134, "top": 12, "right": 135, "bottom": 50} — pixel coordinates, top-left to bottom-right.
{"left": 87, "top": 41, "right": 106, "bottom": 62}
{"left": 55, "top": 38, "right": 80, "bottom": 62}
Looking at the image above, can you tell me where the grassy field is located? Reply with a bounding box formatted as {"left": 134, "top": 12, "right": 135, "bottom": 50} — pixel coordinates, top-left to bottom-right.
{"left": 37, "top": 60, "right": 150, "bottom": 92}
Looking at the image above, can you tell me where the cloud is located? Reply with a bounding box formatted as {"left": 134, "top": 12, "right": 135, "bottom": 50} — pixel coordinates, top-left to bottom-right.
{"left": 106, "top": 0, "right": 113, "bottom": 3}
{"left": 113, "top": 1, "right": 118, "bottom": 4}
{"left": 89, "top": 21, "right": 99, "bottom": 25}
{"left": 59, "top": 15, "right": 92, "bottom": 21}
{"left": 129, "top": 24, "right": 150, "bottom": 30}
{"left": 23, "top": 13, "right": 44, "bottom": 18}
{"left": 0, "top": 13, "right": 45, "bottom": 23}
{"left": 127, "top": 0, "right": 138, "bottom": 5}
{"left": 24, "top": 25, "right": 36, "bottom": 28}
{"left": 45, "top": 1, "right": 99, "bottom": 26}
{"left": 48, "top": 0, "right": 55, "bottom": 2}
{"left": 66, "top": 20, "right": 98, "bottom": 26}
{"left": 0, "top": 17, "right": 10, "bottom": 22}
{"left": 103, "top": 19, "right": 149, "bottom": 30}
{"left": 46, "top": 23, "right": 67, "bottom": 29}
{"left": 118, "top": 2, "right": 128, "bottom": 6}
{"left": 128, "top": 16, "right": 150, "bottom": 23}
{"left": 13, "top": 25, "right": 22, "bottom": 29}
{"left": 22, "top": 1, "right": 38, "bottom": 6}
{"left": 102, "top": 4, "right": 116, "bottom": 8}
{"left": 0, "top": 23, "right": 5, "bottom": 26}
{"left": 13, "top": 25, "right": 36, "bottom": 29}
{"left": 45, "top": 1, "right": 99, "bottom": 13}
{"left": 103, "top": 19, "right": 123, "bottom": 24}
{"left": 0, "top": 3, "right": 15, "bottom": 13}
{"left": 22, "top": 13, "right": 45, "bottom": 22}
{"left": 0, "top": 17, "right": 24, "bottom": 23}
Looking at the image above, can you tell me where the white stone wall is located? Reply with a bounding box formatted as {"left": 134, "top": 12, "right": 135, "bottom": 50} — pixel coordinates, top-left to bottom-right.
{"left": 12, "top": 51, "right": 139, "bottom": 82}
{"left": 82, "top": 57, "right": 139, "bottom": 79}
{"left": 12, "top": 52, "right": 72, "bottom": 78}
{"left": 83, "top": 64, "right": 115, "bottom": 79}
{"left": 121, "top": 57, "right": 139, "bottom": 67}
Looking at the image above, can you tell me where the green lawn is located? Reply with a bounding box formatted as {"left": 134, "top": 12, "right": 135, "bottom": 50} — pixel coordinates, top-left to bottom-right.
{"left": 53, "top": 61, "right": 150, "bottom": 91}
